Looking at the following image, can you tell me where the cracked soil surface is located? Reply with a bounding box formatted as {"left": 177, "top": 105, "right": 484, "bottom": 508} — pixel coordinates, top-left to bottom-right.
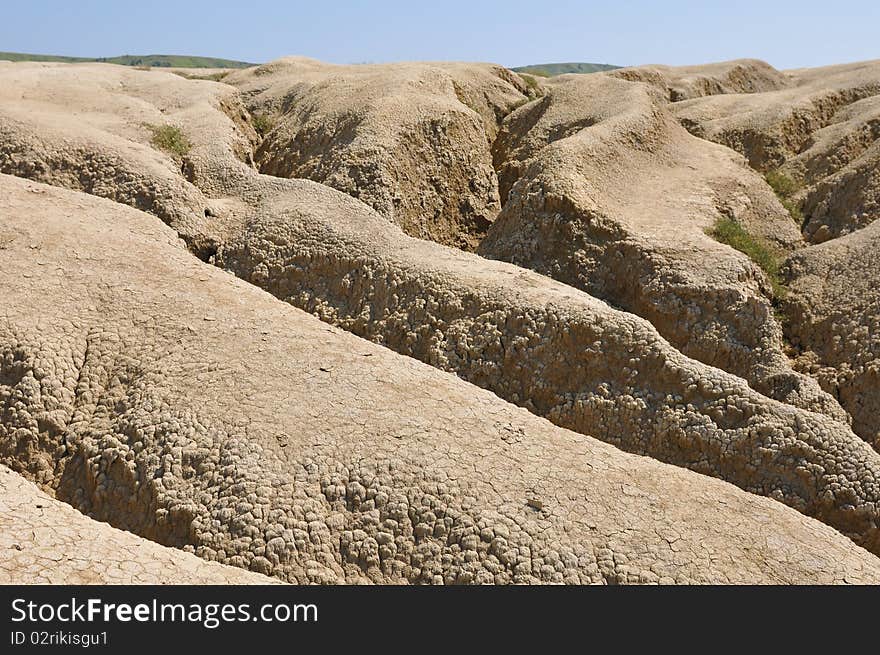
{"left": 2, "top": 56, "right": 880, "bottom": 584}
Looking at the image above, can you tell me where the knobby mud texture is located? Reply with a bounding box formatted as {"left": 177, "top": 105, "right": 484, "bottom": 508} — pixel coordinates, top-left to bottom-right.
{"left": 3, "top": 61, "right": 880, "bottom": 582}
{"left": 0, "top": 465, "right": 277, "bottom": 584}
{"left": 784, "top": 219, "right": 880, "bottom": 450}
{"left": 214, "top": 184, "right": 880, "bottom": 557}
{"left": 479, "top": 72, "right": 845, "bottom": 423}
{"left": 4, "top": 175, "right": 880, "bottom": 585}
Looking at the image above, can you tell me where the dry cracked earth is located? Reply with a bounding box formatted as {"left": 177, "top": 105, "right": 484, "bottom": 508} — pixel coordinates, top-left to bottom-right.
{"left": 2, "top": 56, "right": 880, "bottom": 584}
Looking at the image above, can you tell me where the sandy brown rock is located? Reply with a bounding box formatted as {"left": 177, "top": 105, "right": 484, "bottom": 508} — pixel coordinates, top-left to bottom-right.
{"left": 225, "top": 58, "right": 531, "bottom": 250}
{"left": 674, "top": 60, "right": 880, "bottom": 242}
{"left": 784, "top": 220, "right": 880, "bottom": 449}
{"left": 3, "top": 61, "right": 880, "bottom": 558}
{"left": 666, "top": 59, "right": 880, "bottom": 446}
{"left": 4, "top": 175, "right": 880, "bottom": 584}
{"left": 611, "top": 59, "right": 790, "bottom": 101}
{"left": 212, "top": 175, "right": 880, "bottom": 556}
{"left": 479, "top": 72, "right": 840, "bottom": 420}
{"left": 0, "top": 465, "right": 277, "bottom": 584}
{"left": 0, "top": 61, "right": 255, "bottom": 257}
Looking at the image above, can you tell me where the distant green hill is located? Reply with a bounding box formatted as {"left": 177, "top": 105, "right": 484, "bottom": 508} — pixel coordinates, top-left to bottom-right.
{"left": 0, "top": 52, "right": 254, "bottom": 68}
{"left": 512, "top": 62, "right": 621, "bottom": 77}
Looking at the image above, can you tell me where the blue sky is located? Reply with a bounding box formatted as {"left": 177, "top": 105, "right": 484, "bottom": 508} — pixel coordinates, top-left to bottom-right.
{"left": 2, "top": 1, "right": 878, "bottom": 70}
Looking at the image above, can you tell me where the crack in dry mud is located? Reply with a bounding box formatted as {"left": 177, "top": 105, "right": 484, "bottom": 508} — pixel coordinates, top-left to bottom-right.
{"left": 2, "top": 57, "right": 880, "bottom": 583}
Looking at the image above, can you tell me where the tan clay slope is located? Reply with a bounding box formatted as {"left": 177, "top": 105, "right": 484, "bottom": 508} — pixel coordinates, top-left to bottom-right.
{"left": 0, "top": 61, "right": 257, "bottom": 258}
{"left": 3, "top": 176, "right": 880, "bottom": 585}
{"left": 3, "top": 61, "right": 880, "bottom": 555}
{"left": 784, "top": 219, "right": 880, "bottom": 451}
{"left": 225, "top": 57, "right": 532, "bottom": 250}
{"left": 210, "top": 186, "right": 880, "bottom": 555}
{"left": 0, "top": 466, "right": 276, "bottom": 584}
{"left": 0, "top": 60, "right": 824, "bottom": 420}
{"left": 674, "top": 59, "right": 880, "bottom": 243}
{"left": 479, "top": 72, "right": 841, "bottom": 420}
{"left": 611, "top": 59, "right": 791, "bottom": 101}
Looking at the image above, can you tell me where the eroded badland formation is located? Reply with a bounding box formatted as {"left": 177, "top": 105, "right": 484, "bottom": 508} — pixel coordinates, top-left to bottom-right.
{"left": 2, "top": 55, "right": 880, "bottom": 584}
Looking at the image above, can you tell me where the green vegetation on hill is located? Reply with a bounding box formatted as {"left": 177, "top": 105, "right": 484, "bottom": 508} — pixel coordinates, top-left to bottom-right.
{"left": 0, "top": 51, "right": 254, "bottom": 68}
{"left": 707, "top": 218, "right": 785, "bottom": 298}
{"left": 512, "top": 62, "right": 621, "bottom": 77}
{"left": 764, "top": 169, "right": 804, "bottom": 225}
{"left": 146, "top": 124, "right": 192, "bottom": 158}
{"left": 251, "top": 113, "right": 276, "bottom": 137}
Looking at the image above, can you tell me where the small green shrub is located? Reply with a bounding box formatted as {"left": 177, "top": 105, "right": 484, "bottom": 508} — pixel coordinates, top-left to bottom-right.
{"left": 173, "top": 71, "right": 229, "bottom": 82}
{"left": 780, "top": 198, "right": 803, "bottom": 225}
{"left": 522, "top": 74, "right": 539, "bottom": 91}
{"left": 147, "top": 124, "right": 191, "bottom": 158}
{"left": 708, "top": 218, "right": 785, "bottom": 297}
{"left": 251, "top": 113, "right": 275, "bottom": 137}
{"left": 195, "top": 71, "right": 229, "bottom": 82}
{"left": 765, "top": 169, "right": 804, "bottom": 225}
{"left": 765, "top": 169, "right": 799, "bottom": 197}
{"left": 516, "top": 74, "right": 545, "bottom": 102}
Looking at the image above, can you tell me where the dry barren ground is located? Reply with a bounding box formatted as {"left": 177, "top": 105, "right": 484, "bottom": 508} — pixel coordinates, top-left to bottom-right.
{"left": 1, "top": 57, "right": 880, "bottom": 584}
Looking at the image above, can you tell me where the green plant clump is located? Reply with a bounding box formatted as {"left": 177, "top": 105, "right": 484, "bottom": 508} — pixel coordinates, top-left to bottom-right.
{"left": 765, "top": 169, "right": 799, "bottom": 197}
{"left": 764, "top": 169, "right": 803, "bottom": 225}
{"left": 252, "top": 113, "right": 275, "bottom": 137}
{"left": 174, "top": 71, "right": 229, "bottom": 82}
{"left": 780, "top": 198, "right": 803, "bottom": 224}
{"left": 708, "top": 218, "right": 785, "bottom": 297}
{"left": 520, "top": 73, "right": 545, "bottom": 98}
{"left": 147, "top": 124, "right": 191, "bottom": 158}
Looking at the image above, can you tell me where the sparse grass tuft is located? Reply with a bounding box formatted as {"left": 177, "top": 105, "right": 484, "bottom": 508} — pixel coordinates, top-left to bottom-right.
{"left": 521, "top": 74, "right": 540, "bottom": 91}
{"left": 780, "top": 198, "right": 803, "bottom": 225}
{"left": 708, "top": 218, "right": 786, "bottom": 297}
{"left": 765, "top": 168, "right": 803, "bottom": 225}
{"left": 200, "top": 71, "right": 229, "bottom": 82}
{"left": 509, "top": 97, "right": 533, "bottom": 111}
{"left": 174, "top": 71, "right": 229, "bottom": 82}
{"left": 146, "top": 124, "right": 191, "bottom": 158}
{"left": 251, "top": 113, "right": 275, "bottom": 137}
{"left": 517, "top": 74, "right": 546, "bottom": 101}
{"left": 134, "top": 65, "right": 152, "bottom": 72}
{"left": 765, "top": 169, "right": 799, "bottom": 197}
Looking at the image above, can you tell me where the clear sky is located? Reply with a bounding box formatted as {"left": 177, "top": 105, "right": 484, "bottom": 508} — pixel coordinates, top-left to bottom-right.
{"left": 2, "top": 0, "right": 878, "bottom": 70}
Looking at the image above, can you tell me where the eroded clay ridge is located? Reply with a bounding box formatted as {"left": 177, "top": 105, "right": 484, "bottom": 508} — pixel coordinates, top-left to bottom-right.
{"left": 480, "top": 71, "right": 841, "bottom": 420}
{"left": 0, "top": 61, "right": 237, "bottom": 257}
{"left": 4, "top": 175, "right": 880, "bottom": 584}
{"left": 0, "top": 61, "right": 836, "bottom": 422}
{"left": 784, "top": 219, "right": 880, "bottom": 450}
{"left": 659, "top": 59, "right": 880, "bottom": 445}
{"left": 225, "top": 58, "right": 838, "bottom": 421}
{"left": 0, "top": 465, "right": 276, "bottom": 584}
{"left": 3, "top": 62, "right": 880, "bottom": 555}
{"left": 672, "top": 59, "right": 880, "bottom": 243}
{"left": 214, "top": 181, "right": 880, "bottom": 556}
{"left": 225, "top": 58, "right": 534, "bottom": 250}
{"left": 610, "top": 59, "right": 791, "bottom": 101}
